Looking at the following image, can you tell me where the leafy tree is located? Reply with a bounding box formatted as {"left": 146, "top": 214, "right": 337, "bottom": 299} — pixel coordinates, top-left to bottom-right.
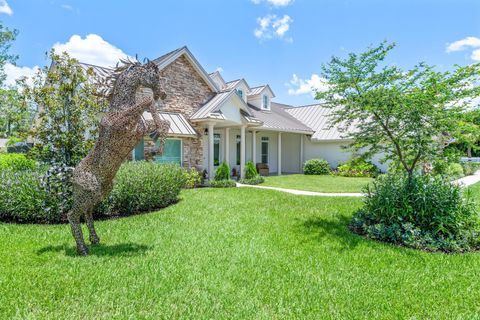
{"left": 0, "top": 88, "right": 34, "bottom": 138}
{"left": 21, "top": 50, "right": 106, "bottom": 166}
{"left": 316, "top": 42, "right": 480, "bottom": 178}
{"left": 0, "top": 21, "right": 18, "bottom": 85}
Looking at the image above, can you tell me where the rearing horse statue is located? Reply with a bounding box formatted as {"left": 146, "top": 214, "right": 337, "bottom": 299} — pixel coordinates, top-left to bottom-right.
{"left": 68, "top": 59, "right": 170, "bottom": 255}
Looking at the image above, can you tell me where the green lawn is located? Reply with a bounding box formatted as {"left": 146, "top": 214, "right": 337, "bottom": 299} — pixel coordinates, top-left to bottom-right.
{"left": 2, "top": 188, "right": 480, "bottom": 319}
{"left": 260, "top": 174, "right": 373, "bottom": 193}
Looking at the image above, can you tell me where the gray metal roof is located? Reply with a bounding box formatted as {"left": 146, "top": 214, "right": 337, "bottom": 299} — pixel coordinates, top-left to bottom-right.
{"left": 142, "top": 111, "right": 197, "bottom": 137}
{"left": 248, "top": 102, "right": 313, "bottom": 134}
{"left": 190, "top": 91, "right": 232, "bottom": 120}
{"left": 152, "top": 46, "right": 185, "bottom": 66}
{"left": 247, "top": 84, "right": 275, "bottom": 98}
{"left": 285, "top": 104, "right": 348, "bottom": 141}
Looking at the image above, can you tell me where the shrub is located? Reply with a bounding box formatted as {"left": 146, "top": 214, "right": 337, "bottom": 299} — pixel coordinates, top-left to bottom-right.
{"left": 350, "top": 174, "right": 480, "bottom": 252}
{"left": 446, "top": 163, "right": 464, "bottom": 179}
{"left": 462, "top": 162, "right": 480, "bottom": 176}
{"left": 0, "top": 153, "right": 37, "bottom": 171}
{"left": 336, "top": 158, "right": 380, "bottom": 177}
{"left": 100, "top": 162, "right": 185, "bottom": 215}
{"left": 433, "top": 160, "right": 465, "bottom": 179}
{"left": 0, "top": 168, "right": 63, "bottom": 223}
{"left": 183, "top": 168, "right": 202, "bottom": 189}
{"left": 209, "top": 179, "right": 237, "bottom": 188}
{"left": 239, "top": 175, "right": 265, "bottom": 185}
{"left": 214, "top": 162, "right": 230, "bottom": 181}
{"left": 244, "top": 161, "right": 258, "bottom": 179}
{"left": 303, "top": 159, "right": 330, "bottom": 175}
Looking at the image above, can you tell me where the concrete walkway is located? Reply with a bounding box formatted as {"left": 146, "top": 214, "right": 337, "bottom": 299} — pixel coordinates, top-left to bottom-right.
{"left": 237, "top": 171, "right": 480, "bottom": 197}
{"left": 453, "top": 170, "right": 480, "bottom": 187}
{"left": 236, "top": 183, "right": 363, "bottom": 197}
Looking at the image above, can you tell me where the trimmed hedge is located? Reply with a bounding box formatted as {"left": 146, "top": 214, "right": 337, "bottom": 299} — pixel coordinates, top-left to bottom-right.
{"left": 350, "top": 174, "right": 480, "bottom": 253}
{"left": 303, "top": 159, "right": 330, "bottom": 175}
{"left": 209, "top": 179, "right": 236, "bottom": 188}
{"left": 239, "top": 175, "right": 265, "bottom": 185}
{"left": 214, "top": 162, "right": 230, "bottom": 181}
{"left": 0, "top": 161, "right": 186, "bottom": 223}
{"left": 0, "top": 153, "right": 37, "bottom": 171}
{"left": 100, "top": 162, "right": 186, "bottom": 215}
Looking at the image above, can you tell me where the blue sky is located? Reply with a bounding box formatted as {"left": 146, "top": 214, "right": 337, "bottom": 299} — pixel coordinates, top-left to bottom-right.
{"left": 1, "top": 0, "right": 480, "bottom": 106}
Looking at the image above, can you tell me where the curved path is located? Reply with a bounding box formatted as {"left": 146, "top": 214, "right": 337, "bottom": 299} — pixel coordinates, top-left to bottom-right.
{"left": 237, "top": 171, "right": 480, "bottom": 197}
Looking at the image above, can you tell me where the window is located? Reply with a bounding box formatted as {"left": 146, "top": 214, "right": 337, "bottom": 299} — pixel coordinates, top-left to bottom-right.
{"left": 236, "top": 135, "right": 241, "bottom": 165}
{"left": 237, "top": 89, "right": 243, "bottom": 99}
{"left": 261, "top": 137, "right": 269, "bottom": 164}
{"left": 154, "top": 138, "right": 182, "bottom": 165}
{"left": 262, "top": 95, "right": 269, "bottom": 109}
{"left": 133, "top": 138, "right": 144, "bottom": 161}
{"left": 214, "top": 133, "right": 220, "bottom": 166}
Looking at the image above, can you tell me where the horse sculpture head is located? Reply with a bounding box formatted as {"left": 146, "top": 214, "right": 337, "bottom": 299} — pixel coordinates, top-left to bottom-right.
{"left": 99, "top": 58, "right": 167, "bottom": 111}
{"left": 139, "top": 60, "right": 166, "bottom": 102}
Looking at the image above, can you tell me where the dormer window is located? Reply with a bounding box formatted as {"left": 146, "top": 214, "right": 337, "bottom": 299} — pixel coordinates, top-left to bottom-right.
{"left": 262, "top": 95, "right": 269, "bottom": 110}
{"left": 237, "top": 89, "right": 243, "bottom": 99}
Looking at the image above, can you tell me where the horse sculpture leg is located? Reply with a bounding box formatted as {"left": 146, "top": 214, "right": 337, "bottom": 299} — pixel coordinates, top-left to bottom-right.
{"left": 67, "top": 205, "right": 89, "bottom": 256}
{"left": 68, "top": 169, "right": 102, "bottom": 255}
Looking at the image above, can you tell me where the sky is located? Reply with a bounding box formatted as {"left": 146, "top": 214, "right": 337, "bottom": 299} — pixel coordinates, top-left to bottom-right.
{"left": 1, "top": 0, "right": 480, "bottom": 106}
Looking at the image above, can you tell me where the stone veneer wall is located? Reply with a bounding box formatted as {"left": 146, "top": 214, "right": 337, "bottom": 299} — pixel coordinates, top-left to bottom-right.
{"left": 141, "top": 55, "right": 215, "bottom": 169}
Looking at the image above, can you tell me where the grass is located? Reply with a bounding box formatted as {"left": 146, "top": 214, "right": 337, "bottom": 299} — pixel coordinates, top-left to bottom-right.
{"left": 260, "top": 174, "right": 373, "bottom": 193}
{"left": 2, "top": 188, "right": 480, "bottom": 319}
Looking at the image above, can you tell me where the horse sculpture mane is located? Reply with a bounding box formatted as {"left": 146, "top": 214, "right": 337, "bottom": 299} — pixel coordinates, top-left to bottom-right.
{"left": 68, "top": 59, "right": 170, "bottom": 255}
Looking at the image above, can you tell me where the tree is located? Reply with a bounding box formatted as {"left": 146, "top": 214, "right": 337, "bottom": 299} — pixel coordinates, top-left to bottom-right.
{"left": 0, "top": 88, "right": 34, "bottom": 138}
{"left": 316, "top": 42, "right": 480, "bottom": 178}
{"left": 21, "top": 50, "right": 106, "bottom": 166}
{"left": 0, "top": 21, "right": 18, "bottom": 85}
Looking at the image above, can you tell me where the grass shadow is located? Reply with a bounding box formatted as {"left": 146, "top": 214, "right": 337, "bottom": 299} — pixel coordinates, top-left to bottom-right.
{"left": 300, "top": 214, "right": 362, "bottom": 251}
{"left": 37, "top": 242, "right": 152, "bottom": 257}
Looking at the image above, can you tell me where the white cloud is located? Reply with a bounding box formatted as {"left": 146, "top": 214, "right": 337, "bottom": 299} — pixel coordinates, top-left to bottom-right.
{"left": 446, "top": 36, "right": 480, "bottom": 61}
{"left": 471, "top": 49, "right": 480, "bottom": 61}
{"left": 215, "top": 67, "right": 223, "bottom": 73}
{"left": 446, "top": 36, "right": 480, "bottom": 52}
{"left": 287, "top": 74, "right": 329, "bottom": 96}
{"left": 52, "top": 34, "right": 133, "bottom": 67}
{"left": 254, "top": 14, "right": 293, "bottom": 42}
{"left": 4, "top": 63, "right": 39, "bottom": 87}
{"left": 0, "top": 0, "right": 12, "bottom": 15}
{"left": 251, "top": 0, "right": 293, "bottom": 7}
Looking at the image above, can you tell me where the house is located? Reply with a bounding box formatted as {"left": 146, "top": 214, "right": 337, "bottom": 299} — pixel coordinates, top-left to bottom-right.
{"left": 82, "top": 46, "right": 385, "bottom": 179}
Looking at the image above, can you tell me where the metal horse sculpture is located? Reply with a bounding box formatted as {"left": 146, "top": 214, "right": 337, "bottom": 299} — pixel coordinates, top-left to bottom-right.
{"left": 68, "top": 59, "right": 170, "bottom": 255}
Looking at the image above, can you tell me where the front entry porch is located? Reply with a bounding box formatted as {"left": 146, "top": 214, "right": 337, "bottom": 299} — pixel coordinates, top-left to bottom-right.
{"left": 202, "top": 124, "right": 305, "bottom": 180}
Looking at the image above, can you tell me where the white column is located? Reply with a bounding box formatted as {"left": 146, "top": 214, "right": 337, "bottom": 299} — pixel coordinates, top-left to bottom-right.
{"left": 252, "top": 130, "right": 257, "bottom": 164}
{"left": 208, "top": 123, "right": 215, "bottom": 180}
{"left": 224, "top": 127, "right": 230, "bottom": 166}
{"left": 300, "top": 134, "right": 304, "bottom": 172}
{"left": 240, "top": 125, "right": 246, "bottom": 178}
{"left": 277, "top": 132, "right": 282, "bottom": 176}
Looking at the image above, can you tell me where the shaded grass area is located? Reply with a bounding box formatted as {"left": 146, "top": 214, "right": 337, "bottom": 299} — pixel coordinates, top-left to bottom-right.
{"left": 260, "top": 174, "right": 372, "bottom": 193}
{"left": 1, "top": 188, "right": 480, "bottom": 319}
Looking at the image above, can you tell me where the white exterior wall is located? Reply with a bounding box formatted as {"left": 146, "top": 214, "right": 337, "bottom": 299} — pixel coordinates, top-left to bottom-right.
{"left": 303, "top": 137, "right": 388, "bottom": 172}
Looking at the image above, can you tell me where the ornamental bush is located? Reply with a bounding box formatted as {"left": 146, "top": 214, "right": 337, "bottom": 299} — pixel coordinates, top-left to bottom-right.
{"left": 303, "top": 159, "right": 330, "bottom": 175}
{"left": 0, "top": 153, "right": 37, "bottom": 171}
{"left": 214, "top": 162, "right": 230, "bottom": 181}
{"left": 433, "top": 160, "right": 465, "bottom": 179}
{"left": 183, "top": 168, "right": 202, "bottom": 189}
{"left": 350, "top": 174, "right": 480, "bottom": 252}
{"left": 100, "top": 162, "right": 185, "bottom": 215}
{"left": 244, "top": 161, "right": 258, "bottom": 179}
{"left": 336, "top": 158, "right": 380, "bottom": 177}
